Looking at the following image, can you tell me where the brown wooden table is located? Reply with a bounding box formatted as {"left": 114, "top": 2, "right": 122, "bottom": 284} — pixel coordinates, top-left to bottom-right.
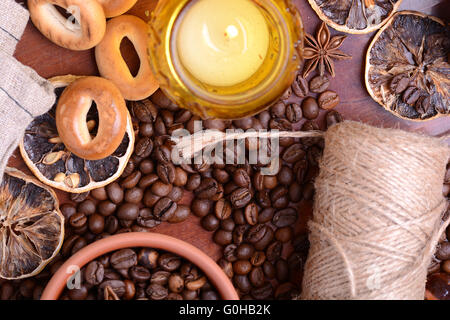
{"left": 8, "top": 0, "right": 450, "bottom": 262}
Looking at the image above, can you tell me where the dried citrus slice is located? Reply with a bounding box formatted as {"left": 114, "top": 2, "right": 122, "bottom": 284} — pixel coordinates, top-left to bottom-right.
{"left": 308, "top": 0, "right": 403, "bottom": 34}
{"left": 19, "top": 75, "right": 135, "bottom": 193}
{"left": 0, "top": 167, "right": 64, "bottom": 279}
{"left": 365, "top": 11, "right": 449, "bottom": 121}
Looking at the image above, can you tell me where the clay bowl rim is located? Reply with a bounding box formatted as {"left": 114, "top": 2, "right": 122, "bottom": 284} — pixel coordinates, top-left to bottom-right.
{"left": 41, "top": 232, "right": 239, "bottom": 300}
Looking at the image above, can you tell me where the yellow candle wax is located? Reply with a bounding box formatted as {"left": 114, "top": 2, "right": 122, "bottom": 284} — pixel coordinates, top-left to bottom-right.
{"left": 176, "top": 0, "right": 270, "bottom": 87}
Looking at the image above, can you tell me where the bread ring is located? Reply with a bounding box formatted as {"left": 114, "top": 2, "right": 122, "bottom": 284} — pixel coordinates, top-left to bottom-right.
{"left": 95, "top": 15, "right": 159, "bottom": 101}
{"left": 96, "top": 0, "right": 138, "bottom": 18}
{"left": 56, "top": 77, "right": 128, "bottom": 160}
{"left": 28, "top": 0, "right": 106, "bottom": 51}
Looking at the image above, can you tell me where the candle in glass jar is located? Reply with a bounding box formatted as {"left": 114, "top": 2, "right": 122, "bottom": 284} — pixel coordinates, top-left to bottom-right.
{"left": 176, "top": 0, "right": 270, "bottom": 87}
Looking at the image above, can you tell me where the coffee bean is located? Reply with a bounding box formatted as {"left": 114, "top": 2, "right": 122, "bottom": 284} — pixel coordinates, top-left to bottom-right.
{"left": 129, "top": 266, "right": 151, "bottom": 282}
{"left": 89, "top": 214, "right": 105, "bottom": 234}
{"left": 143, "top": 190, "right": 160, "bottom": 207}
{"left": 124, "top": 187, "right": 144, "bottom": 204}
{"left": 91, "top": 187, "right": 108, "bottom": 201}
{"left": 275, "top": 227, "right": 293, "bottom": 243}
{"left": 255, "top": 190, "right": 271, "bottom": 208}
{"left": 159, "top": 253, "right": 182, "bottom": 272}
{"left": 78, "top": 199, "right": 96, "bottom": 216}
{"left": 282, "top": 144, "right": 306, "bottom": 163}
{"left": 167, "top": 186, "right": 183, "bottom": 202}
{"left": 224, "top": 244, "right": 238, "bottom": 262}
{"left": 173, "top": 167, "right": 188, "bottom": 187}
{"left": 233, "top": 168, "right": 251, "bottom": 188}
{"left": 273, "top": 208, "right": 298, "bottom": 228}
{"left": 105, "top": 216, "right": 119, "bottom": 234}
{"left": 263, "top": 175, "right": 277, "bottom": 190}
{"left": 263, "top": 261, "right": 276, "bottom": 279}
{"left": 276, "top": 259, "right": 289, "bottom": 282}
{"left": 250, "top": 251, "right": 266, "bottom": 267}
{"left": 85, "top": 261, "right": 104, "bottom": 285}
{"left": 167, "top": 274, "right": 184, "bottom": 293}
{"left": 236, "top": 243, "right": 255, "bottom": 260}
{"left": 138, "top": 173, "right": 158, "bottom": 189}
{"left": 68, "top": 285, "right": 89, "bottom": 300}
{"left": 195, "top": 178, "right": 219, "bottom": 199}
{"left": 70, "top": 191, "right": 89, "bottom": 203}
{"left": 157, "top": 162, "right": 176, "bottom": 184}
{"left": 266, "top": 241, "right": 283, "bottom": 262}
{"left": 249, "top": 267, "right": 265, "bottom": 288}
{"left": 97, "top": 201, "right": 116, "bottom": 217}
{"left": 230, "top": 187, "right": 252, "bottom": 208}
{"left": 244, "top": 203, "right": 258, "bottom": 225}
{"left": 218, "top": 258, "right": 234, "bottom": 278}
{"left": 257, "top": 208, "right": 274, "bottom": 224}
{"left": 247, "top": 224, "right": 274, "bottom": 250}
{"left": 233, "top": 260, "right": 252, "bottom": 275}
{"left": 318, "top": 90, "right": 340, "bottom": 110}
{"left": 138, "top": 248, "right": 159, "bottom": 269}
{"left": 303, "top": 182, "right": 315, "bottom": 200}
{"left": 146, "top": 283, "right": 168, "bottom": 300}
{"left": 215, "top": 198, "right": 232, "bottom": 220}
{"left": 213, "top": 229, "right": 233, "bottom": 246}
{"left": 201, "top": 214, "right": 220, "bottom": 231}
{"left": 69, "top": 212, "right": 87, "bottom": 229}
{"left": 111, "top": 249, "right": 137, "bottom": 269}
{"left": 106, "top": 182, "right": 124, "bottom": 204}
{"left": 186, "top": 276, "right": 207, "bottom": 291}
{"left": 270, "top": 102, "right": 286, "bottom": 118}
{"left": 167, "top": 205, "right": 190, "bottom": 223}
{"left": 289, "top": 182, "right": 303, "bottom": 203}
{"left": 286, "top": 103, "right": 302, "bottom": 123}
{"left": 185, "top": 173, "right": 201, "bottom": 191}
{"left": 302, "top": 97, "right": 319, "bottom": 120}
{"left": 292, "top": 74, "right": 309, "bottom": 97}
{"left": 60, "top": 203, "right": 77, "bottom": 221}
{"left": 437, "top": 242, "right": 450, "bottom": 260}
{"left": 251, "top": 281, "right": 273, "bottom": 299}
{"left": 153, "top": 197, "right": 177, "bottom": 221}
{"left": 233, "top": 275, "right": 251, "bottom": 293}
{"left": 275, "top": 282, "right": 297, "bottom": 300}
{"left": 121, "top": 171, "right": 142, "bottom": 189}
{"left": 326, "top": 110, "right": 343, "bottom": 128}
{"left": 150, "top": 181, "right": 172, "bottom": 197}
{"left": 153, "top": 145, "right": 171, "bottom": 164}
{"left": 192, "top": 198, "right": 212, "bottom": 217}
{"left": 117, "top": 203, "right": 139, "bottom": 220}
{"left": 278, "top": 166, "right": 293, "bottom": 185}
{"left": 309, "top": 75, "right": 330, "bottom": 93}
{"left": 220, "top": 218, "right": 235, "bottom": 232}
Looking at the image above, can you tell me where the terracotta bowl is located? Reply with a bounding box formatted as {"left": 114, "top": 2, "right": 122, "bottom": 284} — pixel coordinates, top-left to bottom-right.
{"left": 41, "top": 232, "right": 239, "bottom": 300}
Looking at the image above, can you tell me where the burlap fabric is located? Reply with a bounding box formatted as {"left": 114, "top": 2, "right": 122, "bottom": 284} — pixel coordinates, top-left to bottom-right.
{"left": 0, "top": 1, "right": 55, "bottom": 183}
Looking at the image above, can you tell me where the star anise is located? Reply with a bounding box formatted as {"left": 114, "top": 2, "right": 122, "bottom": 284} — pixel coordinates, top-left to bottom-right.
{"left": 302, "top": 22, "right": 352, "bottom": 78}
{"left": 104, "top": 286, "right": 120, "bottom": 300}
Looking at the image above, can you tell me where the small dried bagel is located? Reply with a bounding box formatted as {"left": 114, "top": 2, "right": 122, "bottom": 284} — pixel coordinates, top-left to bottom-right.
{"left": 56, "top": 76, "right": 128, "bottom": 160}
{"left": 95, "top": 15, "right": 159, "bottom": 101}
{"left": 97, "top": 0, "right": 138, "bottom": 18}
{"left": 28, "top": 0, "right": 106, "bottom": 50}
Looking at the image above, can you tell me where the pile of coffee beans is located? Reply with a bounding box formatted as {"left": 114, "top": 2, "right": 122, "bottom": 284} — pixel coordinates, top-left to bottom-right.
{"left": 426, "top": 163, "right": 450, "bottom": 300}
{"left": 59, "top": 248, "right": 219, "bottom": 300}
{"left": 0, "top": 76, "right": 346, "bottom": 300}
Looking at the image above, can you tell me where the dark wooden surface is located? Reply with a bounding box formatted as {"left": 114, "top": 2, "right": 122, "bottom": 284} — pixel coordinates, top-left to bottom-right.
{"left": 8, "top": 0, "right": 450, "bottom": 262}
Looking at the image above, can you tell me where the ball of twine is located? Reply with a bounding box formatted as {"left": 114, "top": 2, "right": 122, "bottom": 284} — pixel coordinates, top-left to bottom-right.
{"left": 301, "top": 121, "right": 450, "bottom": 300}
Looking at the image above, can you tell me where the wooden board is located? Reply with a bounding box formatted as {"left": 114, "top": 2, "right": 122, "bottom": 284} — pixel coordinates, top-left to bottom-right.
{"left": 8, "top": 0, "right": 450, "bottom": 263}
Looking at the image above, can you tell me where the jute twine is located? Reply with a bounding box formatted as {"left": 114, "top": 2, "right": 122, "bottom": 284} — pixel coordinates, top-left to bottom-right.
{"left": 301, "top": 121, "right": 450, "bottom": 300}
{"left": 171, "top": 120, "right": 450, "bottom": 300}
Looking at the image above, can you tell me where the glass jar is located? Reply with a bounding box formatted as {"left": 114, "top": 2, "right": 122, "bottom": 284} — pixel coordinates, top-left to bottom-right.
{"left": 148, "top": 0, "right": 304, "bottom": 120}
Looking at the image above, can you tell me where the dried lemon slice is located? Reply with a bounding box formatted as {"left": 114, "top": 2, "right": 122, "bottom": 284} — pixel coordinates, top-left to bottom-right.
{"left": 365, "top": 11, "right": 449, "bottom": 121}
{"left": 308, "top": 0, "right": 403, "bottom": 34}
{"left": 0, "top": 168, "right": 64, "bottom": 279}
{"left": 19, "top": 75, "right": 135, "bottom": 193}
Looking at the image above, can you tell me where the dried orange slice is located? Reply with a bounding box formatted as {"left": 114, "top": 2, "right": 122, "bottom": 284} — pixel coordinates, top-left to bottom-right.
{"left": 0, "top": 168, "right": 64, "bottom": 279}
{"left": 19, "top": 75, "right": 135, "bottom": 193}
{"left": 308, "top": 0, "right": 403, "bottom": 34}
{"left": 365, "top": 11, "right": 449, "bottom": 121}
